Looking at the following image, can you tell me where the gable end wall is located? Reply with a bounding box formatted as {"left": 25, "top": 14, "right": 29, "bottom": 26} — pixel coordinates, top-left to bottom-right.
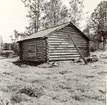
{"left": 48, "top": 25, "right": 89, "bottom": 61}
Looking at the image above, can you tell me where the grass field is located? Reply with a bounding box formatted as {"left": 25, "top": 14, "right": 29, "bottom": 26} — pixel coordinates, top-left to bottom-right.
{"left": 0, "top": 51, "right": 106, "bottom": 105}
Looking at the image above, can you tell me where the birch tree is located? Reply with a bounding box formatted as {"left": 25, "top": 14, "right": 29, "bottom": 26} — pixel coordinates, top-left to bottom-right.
{"left": 21, "top": 0, "right": 43, "bottom": 34}
{"left": 69, "top": 0, "right": 84, "bottom": 27}
{"left": 41, "top": 0, "right": 68, "bottom": 28}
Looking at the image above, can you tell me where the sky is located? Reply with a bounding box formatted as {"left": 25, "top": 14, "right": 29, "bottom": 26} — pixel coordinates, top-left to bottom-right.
{"left": 0, "top": 0, "right": 104, "bottom": 43}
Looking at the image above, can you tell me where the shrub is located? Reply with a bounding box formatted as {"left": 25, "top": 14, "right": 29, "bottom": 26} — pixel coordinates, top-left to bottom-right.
{"left": 0, "top": 50, "right": 14, "bottom": 58}
{"left": 18, "top": 86, "right": 44, "bottom": 98}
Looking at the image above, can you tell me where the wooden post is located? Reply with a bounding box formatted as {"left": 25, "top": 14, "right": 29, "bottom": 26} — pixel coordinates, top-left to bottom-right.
{"left": 68, "top": 34, "right": 88, "bottom": 64}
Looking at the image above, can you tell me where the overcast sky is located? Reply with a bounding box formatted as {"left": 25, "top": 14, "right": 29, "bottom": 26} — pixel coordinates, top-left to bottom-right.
{"left": 0, "top": 0, "right": 103, "bottom": 43}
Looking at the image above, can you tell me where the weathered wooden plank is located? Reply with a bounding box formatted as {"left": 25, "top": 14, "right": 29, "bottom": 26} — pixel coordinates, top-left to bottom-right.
{"left": 25, "top": 40, "right": 45, "bottom": 45}
{"left": 37, "top": 50, "right": 46, "bottom": 52}
{"left": 50, "top": 32, "right": 85, "bottom": 37}
{"left": 49, "top": 43, "right": 87, "bottom": 46}
{"left": 50, "top": 34, "right": 68, "bottom": 36}
{"left": 49, "top": 50, "right": 78, "bottom": 53}
{"left": 49, "top": 53, "right": 80, "bottom": 57}
{"left": 37, "top": 51, "right": 46, "bottom": 54}
{"left": 37, "top": 44, "right": 46, "bottom": 46}
{"left": 48, "top": 40, "right": 87, "bottom": 43}
{"left": 49, "top": 47, "right": 77, "bottom": 50}
{"left": 53, "top": 30, "right": 80, "bottom": 34}
{"left": 48, "top": 40, "right": 73, "bottom": 42}
{"left": 49, "top": 54, "right": 80, "bottom": 57}
{"left": 49, "top": 56, "right": 80, "bottom": 60}
{"left": 37, "top": 57, "right": 47, "bottom": 59}
{"left": 49, "top": 47, "right": 88, "bottom": 51}
{"left": 49, "top": 33, "right": 87, "bottom": 37}
{"left": 49, "top": 45, "right": 87, "bottom": 48}
{"left": 48, "top": 39, "right": 88, "bottom": 46}
{"left": 48, "top": 38, "right": 71, "bottom": 41}
{"left": 49, "top": 42, "right": 73, "bottom": 45}
{"left": 37, "top": 47, "right": 46, "bottom": 50}
{"left": 49, "top": 50, "right": 86, "bottom": 53}
{"left": 52, "top": 48, "right": 87, "bottom": 52}
{"left": 49, "top": 35, "right": 69, "bottom": 38}
{"left": 49, "top": 36, "right": 87, "bottom": 42}
{"left": 49, "top": 45, "right": 73, "bottom": 47}
{"left": 37, "top": 54, "right": 47, "bottom": 57}
{"left": 49, "top": 44, "right": 74, "bottom": 47}
{"left": 49, "top": 49, "right": 78, "bottom": 52}
{"left": 49, "top": 39, "right": 87, "bottom": 44}
{"left": 37, "top": 56, "right": 46, "bottom": 59}
{"left": 49, "top": 58, "right": 78, "bottom": 61}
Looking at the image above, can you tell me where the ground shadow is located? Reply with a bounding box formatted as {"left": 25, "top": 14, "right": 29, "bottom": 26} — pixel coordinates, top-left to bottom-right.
{"left": 13, "top": 60, "right": 44, "bottom": 67}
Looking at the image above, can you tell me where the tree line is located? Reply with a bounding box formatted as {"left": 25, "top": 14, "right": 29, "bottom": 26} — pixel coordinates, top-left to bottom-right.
{"left": 12, "top": 0, "right": 84, "bottom": 38}
{"left": 84, "top": 1, "right": 107, "bottom": 50}
{"left": 11, "top": 0, "right": 107, "bottom": 51}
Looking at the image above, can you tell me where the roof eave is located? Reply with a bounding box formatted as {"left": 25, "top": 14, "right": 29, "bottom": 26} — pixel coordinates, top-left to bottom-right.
{"left": 17, "top": 36, "right": 47, "bottom": 43}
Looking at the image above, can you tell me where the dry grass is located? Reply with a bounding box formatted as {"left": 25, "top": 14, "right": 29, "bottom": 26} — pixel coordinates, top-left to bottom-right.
{"left": 0, "top": 51, "right": 106, "bottom": 105}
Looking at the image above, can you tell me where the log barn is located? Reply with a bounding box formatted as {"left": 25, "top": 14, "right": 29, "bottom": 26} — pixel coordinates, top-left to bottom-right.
{"left": 18, "top": 22, "right": 90, "bottom": 62}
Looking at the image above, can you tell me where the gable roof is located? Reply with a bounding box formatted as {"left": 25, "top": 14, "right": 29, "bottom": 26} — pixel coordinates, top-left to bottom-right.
{"left": 18, "top": 22, "right": 90, "bottom": 42}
